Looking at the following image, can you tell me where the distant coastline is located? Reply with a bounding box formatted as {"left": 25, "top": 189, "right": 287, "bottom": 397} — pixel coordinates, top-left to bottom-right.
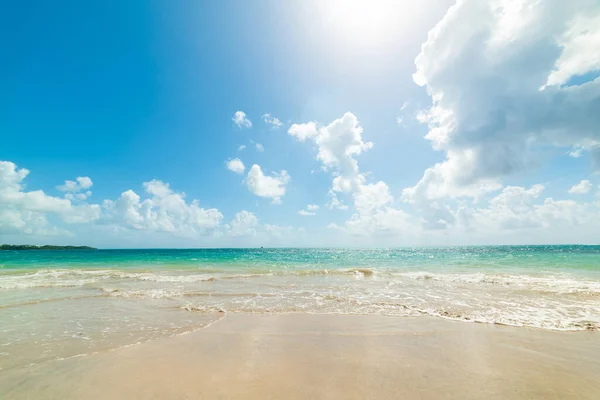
{"left": 0, "top": 245, "right": 97, "bottom": 251}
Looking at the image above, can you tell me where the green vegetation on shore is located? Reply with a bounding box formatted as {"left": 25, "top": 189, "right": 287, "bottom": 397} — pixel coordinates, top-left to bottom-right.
{"left": 0, "top": 245, "right": 97, "bottom": 251}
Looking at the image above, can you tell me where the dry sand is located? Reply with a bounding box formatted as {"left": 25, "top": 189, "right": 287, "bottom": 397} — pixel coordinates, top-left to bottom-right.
{"left": 2, "top": 314, "right": 599, "bottom": 399}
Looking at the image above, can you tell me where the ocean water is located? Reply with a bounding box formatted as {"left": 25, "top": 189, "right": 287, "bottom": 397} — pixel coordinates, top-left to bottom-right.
{"left": 1, "top": 246, "right": 600, "bottom": 370}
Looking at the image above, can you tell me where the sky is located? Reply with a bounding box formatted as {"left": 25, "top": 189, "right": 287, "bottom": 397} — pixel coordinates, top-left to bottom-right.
{"left": 2, "top": 0, "right": 600, "bottom": 248}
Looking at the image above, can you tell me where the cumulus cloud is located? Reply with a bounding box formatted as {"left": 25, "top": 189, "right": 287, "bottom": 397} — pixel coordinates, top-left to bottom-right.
{"left": 226, "top": 211, "right": 305, "bottom": 244}
{"left": 406, "top": 0, "right": 600, "bottom": 211}
{"left": 57, "top": 176, "right": 93, "bottom": 200}
{"left": 289, "top": 113, "right": 412, "bottom": 236}
{"left": 228, "top": 210, "right": 258, "bottom": 237}
{"left": 232, "top": 111, "right": 252, "bottom": 128}
{"left": 57, "top": 176, "right": 92, "bottom": 192}
{"left": 289, "top": 112, "right": 373, "bottom": 197}
{"left": 255, "top": 143, "right": 264, "bottom": 152}
{"left": 262, "top": 113, "right": 283, "bottom": 129}
{"left": 238, "top": 145, "right": 246, "bottom": 151}
{"left": 103, "top": 180, "right": 223, "bottom": 236}
{"left": 569, "top": 180, "right": 592, "bottom": 194}
{"left": 226, "top": 158, "right": 245, "bottom": 174}
{"left": 0, "top": 161, "right": 101, "bottom": 235}
{"left": 459, "top": 184, "right": 590, "bottom": 232}
{"left": 245, "top": 164, "right": 290, "bottom": 203}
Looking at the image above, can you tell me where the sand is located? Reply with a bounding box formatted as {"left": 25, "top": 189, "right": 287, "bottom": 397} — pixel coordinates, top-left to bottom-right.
{"left": 1, "top": 314, "right": 599, "bottom": 399}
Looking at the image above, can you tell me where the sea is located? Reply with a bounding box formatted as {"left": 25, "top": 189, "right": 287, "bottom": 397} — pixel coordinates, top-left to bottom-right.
{"left": 1, "top": 246, "right": 599, "bottom": 370}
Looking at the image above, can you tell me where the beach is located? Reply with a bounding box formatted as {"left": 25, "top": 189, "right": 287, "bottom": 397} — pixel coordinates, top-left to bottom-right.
{"left": 1, "top": 247, "right": 600, "bottom": 398}
{"left": 2, "top": 313, "right": 599, "bottom": 399}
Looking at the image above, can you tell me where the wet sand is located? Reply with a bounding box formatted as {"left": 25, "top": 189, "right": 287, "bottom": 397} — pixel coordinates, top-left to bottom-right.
{"left": 2, "top": 314, "right": 599, "bottom": 399}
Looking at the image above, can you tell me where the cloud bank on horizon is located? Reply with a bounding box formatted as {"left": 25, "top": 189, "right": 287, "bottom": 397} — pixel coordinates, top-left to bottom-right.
{"left": 3, "top": 0, "right": 600, "bottom": 247}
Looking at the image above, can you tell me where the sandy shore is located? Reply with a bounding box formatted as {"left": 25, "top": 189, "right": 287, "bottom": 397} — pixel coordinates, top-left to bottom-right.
{"left": 2, "top": 314, "right": 599, "bottom": 399}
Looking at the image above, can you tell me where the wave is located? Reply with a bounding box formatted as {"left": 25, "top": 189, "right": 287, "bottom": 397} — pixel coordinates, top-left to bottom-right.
{"left": 178, "top": 297, "right": 599, "bottom": 331}
{"left": 0, "top": 269, "right": 265, "bottom": 289}
{"left": 395, "top": 271, "right": 600, "bottom": 296}
{"left": 0, "top": 268, "right": 379, "bottom": 290}
{"left": 2, "top": 268, "right": 599, "bottom": 298}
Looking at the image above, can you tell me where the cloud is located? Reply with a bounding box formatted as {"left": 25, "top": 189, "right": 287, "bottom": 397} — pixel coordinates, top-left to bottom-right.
{"left": 0, "top": 161, "right": 101, "bottom": 235}
{"left": 228, "top": 210, "right": 258, "bottom": 237}
{"left": 238, "top": 145, "right": 246, "bottom": 151}
{"left": 569, "top": 147, "right": 584, "bottom": 158}
{"left": 405, "top": 0, "right": 600, "bottom": 216}
{"left": 545, "top": 10, "right": 600, "bottom": 87}
{"left": 255, "top": 143, "right": 264, "bottom": 152}
{"left": 57, "top": 176, "right": 93, "bottom": 192}
{"left": 569, "top": 180, "right": 592, "bottom": 194}
{"left": 298, "top": 210, "right": 315, "bottom": 216}
{"left": 226, "top": 158, "right": 245, "bottom": 174}
{"left": 232, "top": 111, "right": 252, "bottom": 128}
{"left": 245, "top": 164, "right": 290, "bottom": 203}
{"left": 288, "top": 121, "right": 319, "bottom": 141}
{"left": 289, "top": 112, "right": 373, "bottom": 199}
{"left": 262, "top": 113, "right": 283, "bottom": 129}
{"left": 289, "top": 113, "right": 412, "bottom": 235}
{"left": 460, "top": 184, "right": 590, "bottom": 232}
{"left": 103, "top": 180, "right": 223, "bottom": 236}
{"left": 57, "top": 176, "right": 93, "bottom": 200}
{"left": 297, "top": 203, "right": 321, "bottom": 216}
{"left": 396, "top": 101, "right": 412, "bottom": 127}
{"left": 226, "top": 211, "right": 306, "bottom": 244}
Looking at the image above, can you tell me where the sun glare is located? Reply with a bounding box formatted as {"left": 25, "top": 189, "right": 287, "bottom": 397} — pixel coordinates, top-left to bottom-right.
{"left": 321, "top": 0, "right": 408, "bottom": 42}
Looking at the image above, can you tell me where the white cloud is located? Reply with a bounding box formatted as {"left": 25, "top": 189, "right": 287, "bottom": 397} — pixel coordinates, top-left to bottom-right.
{"left": 288, "top": 121, "right": 319, "bottom": 141}
{"left": 298, "top": 209, "right": 315, "bottom": 216}
{"left": 262, "top": 113, "right": 283, "bottom": 129}
{"left": 353, "top": 181, "right": 393, "bottom": 214}
{"left": 245, "top": 164, "right": 290, "bottom": 203}
{"left": 406, "top": 0, "right": 600, "bottom": 216}
{"left": 238, "top": 145, "right": 246, "bottom": 151}
{"left": 546, "top": 9, "right": 600, "bottom": 87}
{"left": 289, "top": 112, "right": 373, "bottom": 198}
{"left": 461, "top": 184, "right": 590, "bottom": 232}
{"left": 232, "top": 111, "right": 252, "bottom": 128}
{"left": 226, "top": 158, "right": 245, "bottom": 174}
{"left": 226, "top": 212, "right": 305, "bottom": 244}
{"left": 298, "top": 204, "right": 320, "bottom": 216}
{"left": 289, "top": 113, "right": 411, "bottom": 235}
{"left": 262, "top": 224, "right": 305, "bottom": 240}
{"left": 396, "top": 101, "right": 412, "bottom": 127}
{"left": 57, "top": 176, "right": 93, "bottom": 200}
{"left": 229, "top": 210, "right": 258, "bottom": 237}
{"left": 103, "top": 180, "right": 223, "bottom": 236}
{"left": 341, "top": 207, "right": 414, "bottom": 237}
{"left": 255, "top": 143, "right": 264, "bottom": 152}
{"left": 57, "top": 177, "right": 87, "bottom": 192}
{"left": 0, "top": 161, "right": 101, "bottom": 235}
{"left": 569, "top": 180, "right": 592, "bottom": 194}
{"left": 569, "top": 147, "right": 584, "bottom": 158}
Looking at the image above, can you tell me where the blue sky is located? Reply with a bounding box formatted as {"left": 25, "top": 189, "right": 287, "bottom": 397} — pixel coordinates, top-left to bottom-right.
{"left": 2, "top": 0, "right": 600, "bottom": 247}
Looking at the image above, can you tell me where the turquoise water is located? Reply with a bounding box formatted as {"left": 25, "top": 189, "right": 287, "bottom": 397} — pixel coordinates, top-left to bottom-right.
{"left": 3, "top": 245, "right": 600, "bottom": 272}
{"left": 1, "top": 246, "right": 600, "bottom": 370}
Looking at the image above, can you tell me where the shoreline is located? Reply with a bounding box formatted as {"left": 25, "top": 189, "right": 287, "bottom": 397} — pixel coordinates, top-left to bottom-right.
{"left": 2, "top": 313, "right": 599, "bottom": 399}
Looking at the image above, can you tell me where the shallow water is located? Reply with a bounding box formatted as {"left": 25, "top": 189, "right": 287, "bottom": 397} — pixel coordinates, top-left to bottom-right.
{"left": 1, "top": 246, "right": 600, "bottom": 370}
